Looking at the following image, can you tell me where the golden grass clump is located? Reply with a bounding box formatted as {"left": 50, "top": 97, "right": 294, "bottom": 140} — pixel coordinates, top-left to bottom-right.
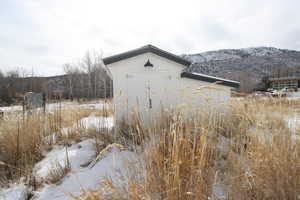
{"left": 73, "top": 97, "right": 300, "bottom": 200}
{"left": 141, "top": 123, "right": 214, "bottom": 199}
{"left": 229, "top": 132, "right": 300, "bottom": 199}
{"left": 0, "top": 103, "right": 112, "bottom": 183}
{"left": 73, "top": 111, "right": 227, "bottom": 200}
{"left": 0, "top": 112, "right": 48, "bottom": 181}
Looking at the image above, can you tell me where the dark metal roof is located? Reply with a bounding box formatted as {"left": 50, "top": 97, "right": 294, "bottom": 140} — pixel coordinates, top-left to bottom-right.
{"left": 181, "top": 72, "right": 240, "bottom": 88}
{"left": 103, "top": 44, "right": 239, "bottom": 87}
{"left": 103, "top": 44, "right": 191, "bottom": 66}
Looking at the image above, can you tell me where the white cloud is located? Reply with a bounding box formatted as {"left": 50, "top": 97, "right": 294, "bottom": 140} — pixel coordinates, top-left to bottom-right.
{"left": 0, "top": 0, "right": 300, "bottom": 75}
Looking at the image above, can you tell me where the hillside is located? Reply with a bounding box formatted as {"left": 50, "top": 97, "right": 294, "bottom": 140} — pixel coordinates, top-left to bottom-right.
{"left": 182, "top": 47, "right": 300, "bottom": 90}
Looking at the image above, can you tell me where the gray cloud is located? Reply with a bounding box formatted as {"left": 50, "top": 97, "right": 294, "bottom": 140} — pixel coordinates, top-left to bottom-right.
{"left": 0, "top": 0, "right": 300, "bottom": 75}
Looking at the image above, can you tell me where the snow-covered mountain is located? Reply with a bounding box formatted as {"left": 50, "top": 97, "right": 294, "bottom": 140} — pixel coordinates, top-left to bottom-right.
{"left": 182, "top": 47, "right": 300, "bottom": 85}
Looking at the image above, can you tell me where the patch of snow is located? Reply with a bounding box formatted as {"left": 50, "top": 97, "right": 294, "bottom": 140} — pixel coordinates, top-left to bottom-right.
{"left": 34, "top": 139, "right": 97, "bottom": 180}
{"left": 0, "top": 182, "right": 29, "bottom": 200}
{"left": 211, "top": 136, "right": 230, "bottom": 200}
{"left": 45, "top": 102, "right": 76, "bottom": 110}
{"left": 45, "top": 101, "right": 107, "bottom": 111}
{"left": 285, "top": 114, "right": 300, "bottom": 132}
{"left": 212, "top": 183, "right": 227, "bottom": 200}
{"left": 79, "top": 115, "right": 114, "bottom": 130}
{"left": 185, "top": 54, "right": 207, "bottom": 63}
{"left": 78, "top": 101, "right": 106, "bottom": 110}
{"left": 44, "top": 114, "right": 114, "bottom": 145}
{"left": 0, "top": 100, "right": 108, "bottom": 113}
{"left": 44, "top": 133, "right": 58, "bottom": 145}
{"left": 0, "top": 105, "right": 22, "bottom": 112}
{"left": 184, "top": 50, "right": 243, "bottom": 63}
{"left": 201, "top": 51, "right": 241, "bottom": 62}
{"left": 34, "top": 140, "right": 139, "bottom": 200}
{"left": 287, "top": 91, "right": 300, "bottom": 98}
{"left": 242, "top": 47, "right": 282, "bottom": 56}
{"left": 216, "top": 135, "right": 231, "bottom": 156}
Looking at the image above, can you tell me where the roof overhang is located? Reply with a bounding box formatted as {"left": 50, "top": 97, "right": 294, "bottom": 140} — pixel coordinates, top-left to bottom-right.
{"left": 181, "top": 72, "right": 240, "bottom": 88}
{"left": 103, "top": 44, "right": 191, "bottom": 66}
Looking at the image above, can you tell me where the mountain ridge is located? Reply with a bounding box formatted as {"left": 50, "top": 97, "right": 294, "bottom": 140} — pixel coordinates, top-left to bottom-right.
{"left": 183, "top": 46, "right": 299, "bottom": 62}
{"left": 182, "top": 46, "right": 300, "bottom": 91}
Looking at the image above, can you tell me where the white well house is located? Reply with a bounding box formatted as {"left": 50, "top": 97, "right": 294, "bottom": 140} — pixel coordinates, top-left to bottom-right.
{"left": 104, "top": 45, "right": 239, "bottom": 123}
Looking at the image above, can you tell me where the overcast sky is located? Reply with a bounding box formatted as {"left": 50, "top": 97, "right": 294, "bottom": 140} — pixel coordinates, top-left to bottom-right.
{"left": 0, "top": 0, "right": 300, "bottom": 76}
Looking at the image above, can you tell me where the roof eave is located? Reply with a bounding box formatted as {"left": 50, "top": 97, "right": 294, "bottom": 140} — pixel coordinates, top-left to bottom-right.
{"left": 181, "top": 72, "right": 240, "bottom": 88}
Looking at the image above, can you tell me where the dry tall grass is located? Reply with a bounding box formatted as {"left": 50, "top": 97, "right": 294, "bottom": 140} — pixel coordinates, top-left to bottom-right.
{"left": 229, "top": 132, "right": 300, "bottom": 199}
{"left": 2, "top": 97, "right": 299, "bottom": 199}
{"left": 73, "top": 97, "right": 300, "bottom": 200}
{"left": 0, "top": 102, "right": 111, "bottom": 184}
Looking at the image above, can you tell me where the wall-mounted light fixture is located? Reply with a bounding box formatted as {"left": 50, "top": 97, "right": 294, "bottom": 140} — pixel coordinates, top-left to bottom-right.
{"left": 144, "top": 59, "right": 153, "bottom": 67}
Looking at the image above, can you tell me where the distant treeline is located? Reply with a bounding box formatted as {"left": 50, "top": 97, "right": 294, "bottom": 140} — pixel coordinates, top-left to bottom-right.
{"left": 0, "top": 51, "right": 112, "bottom": 106}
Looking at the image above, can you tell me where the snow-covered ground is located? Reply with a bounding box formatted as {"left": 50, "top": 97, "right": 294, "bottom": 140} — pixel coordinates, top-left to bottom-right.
{"left": 287, "top": 91, "right": 300, "bottom": 98}
{"left": 34, "top": 140, "right": 139, "bottom": 200}
{"left": 0, "top": 100, "right": 107, "bottom": 113}
{"left": 0, "top": 100, "right": 131, "bottom": 200}
{"left": 34, "top": 139, "right": 96, "bottom": 180}
{"left": 0, "top": 183, "right": 30, "bottom": 200}
{"left": 0, "top": 110, "right": 141, "bottom": 200}
{"left": 44, "top": 115, "right": 115, "bottom": 144}
{"left": 79, "top": 115, "right": 114, "bottom": 130}
{"left": 0, "top": 105, "right": 23, "bottom": 112}
{"left": 0, "top": 139, "right": 139, "bottom": 200}
{"left": 286, "top": 114, "right": 300, "bottom": 133}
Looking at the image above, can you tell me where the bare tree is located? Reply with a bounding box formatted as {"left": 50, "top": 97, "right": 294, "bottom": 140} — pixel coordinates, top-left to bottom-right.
{"left": 63, "top": 63, "right": 74, "bottom": 100}
{"left": 59, "top": 50, "right": 112, "bottom": 101}
{"left": 79, "top": 50, "right": 112, "bottom": 99}
{"left": 81, "top": 52, "right": 93, "bottom": 99}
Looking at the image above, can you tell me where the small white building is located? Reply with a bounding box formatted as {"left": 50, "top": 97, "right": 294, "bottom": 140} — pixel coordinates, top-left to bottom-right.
{"left": 104, "top": 45, "right": 239, "bottom": 123}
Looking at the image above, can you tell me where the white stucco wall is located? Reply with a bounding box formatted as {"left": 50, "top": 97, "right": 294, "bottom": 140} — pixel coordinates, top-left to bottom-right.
{"left": 107, "top": 52, "right": 232, "bottom": 124}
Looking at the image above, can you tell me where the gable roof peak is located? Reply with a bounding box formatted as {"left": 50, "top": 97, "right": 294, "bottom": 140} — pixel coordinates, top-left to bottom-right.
{"left": 144, "top": 44, "right": 155, "bottom": 48}
{"left": 103, "top": 44, "right": 191, "bottom": 66}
